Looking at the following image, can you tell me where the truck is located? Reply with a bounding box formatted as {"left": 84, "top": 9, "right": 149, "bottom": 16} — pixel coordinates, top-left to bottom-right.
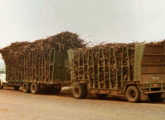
{"left": 1, "top": 36, "right": 165, "bottom": 102}
{"left": 0, "top": 31, "right": 85, "bottom": 94}
{"left": 70, "top": 42, "right": 165, "bottom": 102}
{"left": 1, "top": 49, "right": 71, "bottom": 94}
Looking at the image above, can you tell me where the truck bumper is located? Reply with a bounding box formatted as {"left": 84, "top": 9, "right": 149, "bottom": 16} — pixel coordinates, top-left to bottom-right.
{"left": 141, "top": 82, "right": 165, "bottom": 94}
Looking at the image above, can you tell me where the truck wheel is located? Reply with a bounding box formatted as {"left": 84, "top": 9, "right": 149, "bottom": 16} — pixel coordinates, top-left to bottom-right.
{"left": 22, "top": 83, "right": 30, "bottom": 93}
{"left": 126, "top": 86, "right": 140, "bottom": 103}
{"left": 30, "top": 83, "right": 39, "bottom": 94}
{"left": 14, "top": 86, "right": 20, "bottom": 90}
{"left": 54, "top": 86, "right": 62, "bottom": 94}
{"left": 0, "top": 80, "right": 3, "bottom": 89}
{"left": 148, "top": 93, "right": 162, "bottom": 102}
{"left": 0, "top": 85, "right": 3, "bottom": 89}
{"left": 82, "top": 84, "right": 88, "bottom": 98}
{"left": 72, "top": 84, "right": 87, "bottom": 99}
{"left": 96, "top": 94, "right": 107, "bottom": 98}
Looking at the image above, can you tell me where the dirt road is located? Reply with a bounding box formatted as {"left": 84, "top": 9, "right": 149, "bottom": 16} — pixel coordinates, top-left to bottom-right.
{"left": 0, "top": 88, "right": 165, "bottom": 120}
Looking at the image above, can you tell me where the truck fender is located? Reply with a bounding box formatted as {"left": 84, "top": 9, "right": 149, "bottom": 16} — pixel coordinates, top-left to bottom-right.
{"left": 123, "top": 84, "right": 140, "bottom": 94}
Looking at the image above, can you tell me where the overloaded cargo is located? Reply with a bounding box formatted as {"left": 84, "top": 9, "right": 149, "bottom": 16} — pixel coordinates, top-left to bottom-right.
{"left": 72, "top": 43, "right": 135, "bottom": 89}
{"left": 1, "top": 31, "right": 165, "bottom": 102}
{"left": 71, "top": 41, "right": 165, "bottom": 102}
{"left": 0, "top": 31, "right": 86, "bottom": 93}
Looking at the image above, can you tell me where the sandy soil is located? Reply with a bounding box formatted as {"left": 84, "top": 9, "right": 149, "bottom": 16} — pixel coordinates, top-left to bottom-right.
{"left": 0, "top": 87, "right": 165, "bottom": 120}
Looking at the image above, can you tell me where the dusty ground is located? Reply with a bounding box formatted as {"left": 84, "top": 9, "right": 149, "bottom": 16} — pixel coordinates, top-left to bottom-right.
{"left": 0, "top": 88, "right": 165, "bottom": 120}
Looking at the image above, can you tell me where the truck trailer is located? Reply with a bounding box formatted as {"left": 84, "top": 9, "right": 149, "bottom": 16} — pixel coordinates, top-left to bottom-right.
{"left": 70, "top": 42, "right": 165, "bottom": 102}
{"left": 0, "top": 31, "right": 85, "bottom": 94}
{"left": 1, "top": 32, "right": 165, "bottom": 102}
{"left": 2, "top": 49, "right": 71, "bottom": 93}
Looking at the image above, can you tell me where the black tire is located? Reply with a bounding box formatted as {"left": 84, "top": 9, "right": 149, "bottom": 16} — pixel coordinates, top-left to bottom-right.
{"left": 148, "top": 93, "right": 162, "bottom": 102}
{"left": 54, "top": 86, "right": 62, "bottom": 94}
{"left": 126, "top": 86, "right": 140, "bottom": 103}
{"left": 14, "top": 86, "right": 20, "bottom": 90}
{"left": 72, "top": 84, "right": 88, "bottom": 99}
{"left": 0, "top": 80, "right": 3, "bottom": 89}
{"left": 82, "top": 84, "right": 88, "bottom": 98}
{"left": 96, "top": 94, "right": 107, "bottom": 98}
{"left": 22, "top": 83, "right": 30, "bottom": 93}
{"left": 0, "top": 85, "right": 3, "bottom": 89}
{"left": 30, "top": 83, "right": 40, "bottom": 94}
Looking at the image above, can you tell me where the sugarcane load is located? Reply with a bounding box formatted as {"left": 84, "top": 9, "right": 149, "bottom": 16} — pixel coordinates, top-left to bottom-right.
{"left": 71, "top": 41, "right": 165, "bottom": 102}
{"left": 0, "top": 31, "right": 86, "bottom": 94}
{"left": 1, "top": 31, "right": 165, "bottom": 102}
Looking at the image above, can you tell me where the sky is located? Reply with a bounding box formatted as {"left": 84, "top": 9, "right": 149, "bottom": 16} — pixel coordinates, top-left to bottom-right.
{"left": 0, "top": 0, "right": 165, "bottom": 48}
